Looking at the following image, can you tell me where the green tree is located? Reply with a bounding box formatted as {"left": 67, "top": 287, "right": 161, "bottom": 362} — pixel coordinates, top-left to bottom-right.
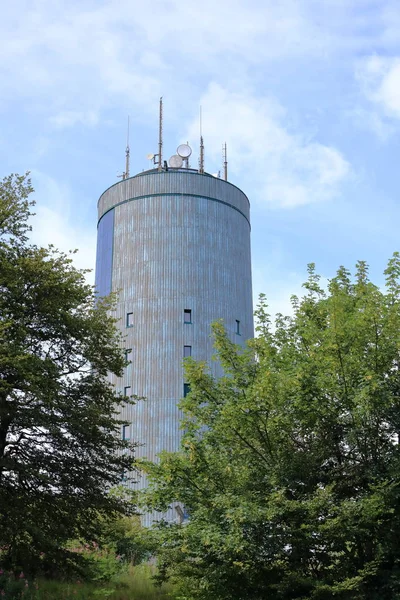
{"left": 0, "top": 174, "right": 135, "bottom": 576}
{"left": 142, "top": 258, "right": 400, "bottom": 600}
{"left": 97, "top": 514, "right": 157, "bottom": 565}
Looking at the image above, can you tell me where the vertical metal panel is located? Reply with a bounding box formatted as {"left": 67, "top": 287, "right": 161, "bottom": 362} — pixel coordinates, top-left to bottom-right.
{"left": 97, "top": 170, "right": 253, "bottom": 526}
{"left": 94, "top": 208, "right": 114, "bottom": 298}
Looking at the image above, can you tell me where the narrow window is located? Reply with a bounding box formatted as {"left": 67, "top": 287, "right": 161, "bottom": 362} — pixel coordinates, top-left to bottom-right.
{"left": 124, "top": 385, "right": 131, "bottom": 397}
{"left": 184, "top": 309, "right": 192, "bottom": 324}
{"left": 184, "top": 345, "right": 192, "bottom": 358}
{"left": 124, "top": 348, "right": 132, "bottom": 363}
{"left": 183, "top": 383, "right": 191, "bottom": 398}
{"left": 126, "top": 312, "right": 133, "bottom": 328}
{"left": 236, "top": 320, "right": 241, "bottom": 335}
{"left": 122, "top": 425, "right": 129, "bottom": 441}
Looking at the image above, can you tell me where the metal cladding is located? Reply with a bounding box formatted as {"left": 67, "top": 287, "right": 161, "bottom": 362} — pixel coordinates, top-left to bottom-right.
{"left": 95, "top": 167, "right": 253, "bottom": 525}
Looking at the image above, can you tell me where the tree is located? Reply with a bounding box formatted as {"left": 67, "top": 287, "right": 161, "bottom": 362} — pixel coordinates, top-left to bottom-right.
{"left": 142, "top": 258, "right": 400, "bottom": 600}
{"left": 0, "top": 174, "right": 136, "bottom": 576}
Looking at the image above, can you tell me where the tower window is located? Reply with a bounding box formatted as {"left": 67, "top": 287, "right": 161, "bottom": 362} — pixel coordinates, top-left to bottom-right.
{"left": 184, "top": 309, "right": 192, "bottom": 324}
{"left": 124, "top": 385, "right": 131, "bottom": 397}
{"left": 122, "top": 425, "right": 129, "bottom": 440}
{"left": 126, "top": 312, "right": 134, "bottom": 328}
{"left": 183, "top": 383, "right": 191, "bottom": 397}
{"left": 184, "top": 345, "right": 192, "bottom": 358}
{"left": 236, "top": 320, "right": 241, "bottom": 335}
{"left": 125, "top": 349, "right": 132, "bottom": 362}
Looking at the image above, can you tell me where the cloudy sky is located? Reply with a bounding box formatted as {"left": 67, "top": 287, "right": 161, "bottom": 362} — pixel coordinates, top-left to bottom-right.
{"left": 2, "top": 0, "right": 400, "bottom": 316}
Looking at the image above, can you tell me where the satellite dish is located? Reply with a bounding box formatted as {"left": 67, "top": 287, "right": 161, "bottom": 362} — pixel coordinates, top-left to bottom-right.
{"left": 177, "top": 144, "right": 192, "bottom": 158}
{"left": 169, "top": 155, "right": 183, "bottom": 168}
{"left": 147, "top": 153, "right": 155, "bottom": 160}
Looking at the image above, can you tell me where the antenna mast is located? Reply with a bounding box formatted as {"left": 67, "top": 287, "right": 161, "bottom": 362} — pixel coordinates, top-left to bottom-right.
{"left": 125, "top": 115, "right": 130, "bottom": 179}
{"left": 158, "top": 97, "right": 163, "bottom": 171}
{"left": 223, "top": 142, "right": 228, "bottom": 181}
{"left": 199, "top": 106, "right": 204, "bottom": 174}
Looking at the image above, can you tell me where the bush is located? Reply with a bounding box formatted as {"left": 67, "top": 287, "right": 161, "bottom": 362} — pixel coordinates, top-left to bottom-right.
{"left": 0, "top": 570, "right": 38, "bottom": 599}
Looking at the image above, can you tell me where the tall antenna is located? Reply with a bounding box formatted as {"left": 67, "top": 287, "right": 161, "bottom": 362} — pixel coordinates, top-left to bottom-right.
{"left": 125, "top": 116, "right": 130, "bottom": 179}
{"left": 158, "top": 97, "right": 163, "bottom": 172}
{"left": 199, "top": 106, "right": 204, "bottom": 174}
{"left": 223, "top": 142, "right": 228, "bottom": 181}
{"left": 117, "top": 116, "right": 131, "bottom": 181}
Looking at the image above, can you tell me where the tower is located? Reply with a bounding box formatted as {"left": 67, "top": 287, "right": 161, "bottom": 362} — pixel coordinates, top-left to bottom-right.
{"left": 95, "top": 113, "right": 253, "bottom": 525}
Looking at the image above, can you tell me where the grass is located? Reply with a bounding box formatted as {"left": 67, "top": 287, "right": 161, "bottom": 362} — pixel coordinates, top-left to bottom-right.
{"left": 1, "top": 565, "right": 173, "bottom": 600}
{"left": 109, "top": 564, "right": 174, "bottom": 600}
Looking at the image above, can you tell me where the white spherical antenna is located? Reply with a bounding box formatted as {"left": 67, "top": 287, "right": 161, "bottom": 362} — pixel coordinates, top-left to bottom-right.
{"left": 177, "top": 144, "right": 192, "bottom": 159}
{"left": 169, "top": 155, "right": 183, "bottom": 168}
{"left": 146, "top": 153, "right": 155, "bottom": 160}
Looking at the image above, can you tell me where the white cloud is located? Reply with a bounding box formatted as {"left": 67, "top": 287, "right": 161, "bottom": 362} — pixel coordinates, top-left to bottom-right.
{"left": 0, "top": 0, "right": 373, "bottom": 120}
{"left": 0, "top": 2, "right": 162, "bottom": 120}
{"left": 184, "top": 83, "right": 350, "bottom": 208}
{"left": 127, "top": 0, "right": 328, "bottom": 63}
{"left": 49, "top": 110, "right": 100, "bottom": 129}
{"left": 359, "top": 56, "right": 400, "bottom": 112}
{"left": 29, "top": 171, "right": 96, "bottom": 283}
{"left": 356, "top": 55, "right": 400, "bottom": 134}
{"left": 381, "top": 1, "right": 400, "bottom": 48}
{"left": 348, "top": 107, "right": 395, "bottom": 141}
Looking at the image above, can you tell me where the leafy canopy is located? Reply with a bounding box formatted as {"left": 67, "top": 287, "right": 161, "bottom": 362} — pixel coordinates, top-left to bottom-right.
{"left": 142, "top": 258, "right": 400, "bottom": 600}
{"left": 0, "top": 173, "right": 136, "bottom": 576}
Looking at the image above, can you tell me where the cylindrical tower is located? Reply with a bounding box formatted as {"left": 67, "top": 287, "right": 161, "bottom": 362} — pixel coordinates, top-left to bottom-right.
{"left": 95, "top": 167, "right": 253, "bottom": 524}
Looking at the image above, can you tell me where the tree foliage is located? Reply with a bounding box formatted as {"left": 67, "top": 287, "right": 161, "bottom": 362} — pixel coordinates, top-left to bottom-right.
{"left": 0, "top": 174, "right": 135, "bottom": 575}
{"left": 142, "top": 258, "right": 400, "bottom": 600}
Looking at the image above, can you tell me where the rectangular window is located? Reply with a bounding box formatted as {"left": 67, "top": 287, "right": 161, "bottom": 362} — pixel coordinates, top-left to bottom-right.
{"left": 124, "top": 348, "right": 132, "bottom": 363}
{"left": 124, "top": 386, "right": 131, "bottom": 397}
{"left": 236, "top": 320, "right": 241, "bottom": 335}
{"left": 122, "top": 425, "right": 129, "bottom": 441}
{"left": 183, "top": 383, "right": 191, "bottom": 398}
{"left": 126, "top": 312, "right": 133, "bottom": 328}
{"left": 184, "top": 309, "right": 192, "bottom": 324}
{"left": 184, "top": 345, "right": 192, "bottom": 358}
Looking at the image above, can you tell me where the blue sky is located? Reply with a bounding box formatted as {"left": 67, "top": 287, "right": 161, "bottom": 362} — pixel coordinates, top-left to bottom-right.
{"left": 2, "top": 0, "right": 400, "bottom": 316}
